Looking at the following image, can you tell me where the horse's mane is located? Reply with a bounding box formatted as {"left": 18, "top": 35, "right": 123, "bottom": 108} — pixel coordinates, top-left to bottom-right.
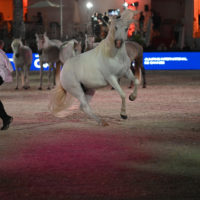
{"left": 95, "top": 21, "right": 115, "bottom": 58}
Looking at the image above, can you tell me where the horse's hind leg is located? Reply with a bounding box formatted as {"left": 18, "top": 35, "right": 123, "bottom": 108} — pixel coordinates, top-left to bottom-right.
{"left": 15, "top": 67, "right": 20, "bottom": 90}
{"left": 23, "top": 65, "right": 30, "bottom": 89}
{"left": 80, "top": 84, "right": 95, "bottom": 104}
{"left": 55, "top": 61, "right": 61, "bottom": 86}
{"left": 68, "top": 84, "right": 107, "bottom": 126}
{"left": 141, "top": 66, "right": 146, "bottom": 88}
{"left": 39, "top": 61, "right": 44, "bottom": 90}
{"left": 47, "top": 63, "right": 53, "bottom": 90}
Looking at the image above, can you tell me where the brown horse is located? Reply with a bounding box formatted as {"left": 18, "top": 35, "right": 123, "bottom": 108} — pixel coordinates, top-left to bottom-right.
{"left": 125, "top": 41, "right": 146, "bottom": 88}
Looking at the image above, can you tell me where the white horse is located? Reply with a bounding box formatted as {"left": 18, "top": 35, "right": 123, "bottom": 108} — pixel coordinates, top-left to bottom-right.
{"left": 35, "top": 33, "right": 62, "bottom": 90}
{"left": 49, "top": 10, "right": 139, "bottom": 126}
{"left": 84, "top": 35, "right": 99, "bottom": 51}
{"left": 11, "top": 38, "right": 32, "bottom": 90}
{"left": 85, "top": 33, "right": 146, "bottom": 89}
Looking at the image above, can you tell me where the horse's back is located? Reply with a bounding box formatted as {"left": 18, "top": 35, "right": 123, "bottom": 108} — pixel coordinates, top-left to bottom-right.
{"left": 43, "top": 45, "right": 60, "bottom": 63}
{"left": 20, "top": 46, "right": 32, "bottom": 65}
{"left": 125, "top": 41, "right": 143, "bottom": 60}
{"left": 61, "top": 50, "right": 107, "bottom": 89}
{"left": 51, "top": 39, "right": 62, "bottom": 48}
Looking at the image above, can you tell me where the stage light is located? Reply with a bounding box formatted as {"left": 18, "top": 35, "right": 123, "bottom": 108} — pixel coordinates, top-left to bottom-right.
{"left": 86, "top": 2, "right": 93, "bottom": 9}
{"left": 123, "top": 2, "right": 128, "bottom": 8}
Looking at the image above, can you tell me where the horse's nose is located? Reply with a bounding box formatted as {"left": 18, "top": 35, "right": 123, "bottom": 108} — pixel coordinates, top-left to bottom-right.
{"left": 114, "top": 39, "right": 123, "bottom": 49}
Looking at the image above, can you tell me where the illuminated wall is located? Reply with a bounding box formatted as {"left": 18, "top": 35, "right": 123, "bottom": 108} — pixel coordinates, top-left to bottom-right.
{"left": 0, "top": 0, "right": 13, "bottom": 21}
{"left": 124, "top": 0, "right": 151, "bottom": 36}
{"left": 193, "top": 0, "right": 200, "bottom": 37}
{"left": 0, "top": 0, "right": 28, "bottom": 21}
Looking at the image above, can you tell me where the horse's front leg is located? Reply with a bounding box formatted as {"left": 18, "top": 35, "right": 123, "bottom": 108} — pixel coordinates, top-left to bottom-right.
{"left": 125, "top": 69, "right": 139, "bottom": 101}
{"left": 108, "top": 76, "right": 127, "bottom": 119}
{"left": 47, "top": 63, "right": 53, "bottom": 90}
{"left": 55, "top": 61, "right": 61, "bottom": 86}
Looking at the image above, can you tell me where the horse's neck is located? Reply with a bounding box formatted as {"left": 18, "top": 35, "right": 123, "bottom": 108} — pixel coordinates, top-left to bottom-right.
{"left": 103, "top": 37, "right": 126, "bottom": 58}
{"left": 44, "top": 37, "right": 54, "bottom": 48}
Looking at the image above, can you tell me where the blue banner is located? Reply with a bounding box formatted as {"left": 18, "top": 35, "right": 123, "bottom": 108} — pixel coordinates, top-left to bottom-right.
{"left": 7, "top": 53, "right": 49, "bottom": 71}
{"left": 143, "top": 52, "right": 200, "bottom": 70}
{"left": 7, "top": 52, "right": 200, "bottom": 71}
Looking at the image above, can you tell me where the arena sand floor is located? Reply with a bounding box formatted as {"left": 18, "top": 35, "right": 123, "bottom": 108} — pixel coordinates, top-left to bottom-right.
{"left": 0, "top": 70, "right": 200, "bottom": 200}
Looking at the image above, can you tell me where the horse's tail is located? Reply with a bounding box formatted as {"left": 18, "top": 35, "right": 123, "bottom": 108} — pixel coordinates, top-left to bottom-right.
{"left": 48, "top": 83, "right": 73, "bottom": 117}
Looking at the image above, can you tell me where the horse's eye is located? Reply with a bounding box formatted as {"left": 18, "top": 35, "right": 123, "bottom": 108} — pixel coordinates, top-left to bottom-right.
{"left": 115, "top": 26, "right": 118, "bottom": 31}
{"left": 125, "top": 28, "right": 128, "bottom": 32}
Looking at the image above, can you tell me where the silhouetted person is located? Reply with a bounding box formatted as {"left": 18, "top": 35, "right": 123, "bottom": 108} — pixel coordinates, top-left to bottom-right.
{"left": 139, "top": 12, "right": 145, "bottom": 33}
{"left": 36, "top": 12, "right": 43, "bottom": 25}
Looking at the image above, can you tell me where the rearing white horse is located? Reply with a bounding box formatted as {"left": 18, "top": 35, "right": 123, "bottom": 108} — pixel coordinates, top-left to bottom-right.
{"left": 49, "top": 10, "right": 139, "bottom": 126}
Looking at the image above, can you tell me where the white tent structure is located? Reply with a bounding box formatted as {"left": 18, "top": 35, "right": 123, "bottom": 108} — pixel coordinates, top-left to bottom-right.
{"left": 28, "top": 0, "right": 60, "bottom": 8}
{"left": 28, "top": 0, "right": 63, "bottom": 38}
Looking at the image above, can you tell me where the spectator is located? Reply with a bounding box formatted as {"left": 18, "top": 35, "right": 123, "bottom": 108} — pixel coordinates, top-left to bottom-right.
{"left": 139, "top": 12, "right": 145, "bottom": 33}
{"left": 0, "top": 40, "right": 13, "bottom": 130}
{"left": 36, "top": 12, "right": 43, "bottom": 25}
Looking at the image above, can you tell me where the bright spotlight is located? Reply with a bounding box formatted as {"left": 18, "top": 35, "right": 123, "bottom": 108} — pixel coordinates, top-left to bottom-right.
{"left": 123, "top": 2, "right": 128, "bottom": 7}
{"left": 86, "top": 2, "right": 93, "bottom": 9}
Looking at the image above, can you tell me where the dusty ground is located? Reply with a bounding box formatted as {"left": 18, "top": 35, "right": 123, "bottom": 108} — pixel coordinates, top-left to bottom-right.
{"left": 0, "top": 70, "right": 200, "bottom": 200}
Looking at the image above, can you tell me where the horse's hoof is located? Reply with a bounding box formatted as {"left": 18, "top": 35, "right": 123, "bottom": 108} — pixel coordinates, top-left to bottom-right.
{"left": 23, "top": 86, "right": 30, "bottom": 90}
{"left": 47, "top": 87, "right": 51, "bottom": 90}
{"left": 143, "top": 85, "right": 146, "bottom": 88}
{"left": 120, "top": 114, "right": 128, "bottom": 119}
{"left": 129, "top": 94, "right": 136, "bottom": 101}
{"left": 100, "top": 120, "right": 109, "bottom": 127}
{"left": 15, "top": 87, "right": 18, "bottom": 90}
{"left": 38, "top": 87, "right": 42, "bottom": 90}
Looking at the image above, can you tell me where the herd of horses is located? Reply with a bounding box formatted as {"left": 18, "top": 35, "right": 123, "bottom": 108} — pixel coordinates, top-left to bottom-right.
{"left": 11, "top": 9, "right": 147, "bottom": 126}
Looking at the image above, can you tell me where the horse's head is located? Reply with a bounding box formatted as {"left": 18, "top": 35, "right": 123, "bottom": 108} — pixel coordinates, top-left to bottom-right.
{"left": 11, "top": 38, "right": 23, "bottom": 56}
{"left": 85, "top": 35, "right": 95, "bottom": 51}
{"left": 73, "top": 40, "right": 82, "bottom": 56}
{"left": 110, "top": 9, "right": 139, "bottom": 49}
{"left": 35, "top": 33, "right": 44, "bottom": 53}
{"left": 35, "top": 32, "right": 48, "bottom": 53}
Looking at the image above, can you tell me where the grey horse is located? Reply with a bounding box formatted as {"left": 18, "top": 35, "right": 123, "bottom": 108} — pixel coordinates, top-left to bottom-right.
{"left": 11, "top": 39, "right": 32, "bottom": 90}
{"left": 35, "top": 33, "right": 62, "bottom": 90}
{"left": 36, "top": 33, "right": 82, "bottom": 89}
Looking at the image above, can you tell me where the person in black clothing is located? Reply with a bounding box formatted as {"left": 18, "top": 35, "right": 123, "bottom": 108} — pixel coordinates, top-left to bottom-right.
{"left": 139, "top": 12, "right": 145, "bottom": 33}
{"left": 36, "top": 12, "right": 43, "bottom": 25}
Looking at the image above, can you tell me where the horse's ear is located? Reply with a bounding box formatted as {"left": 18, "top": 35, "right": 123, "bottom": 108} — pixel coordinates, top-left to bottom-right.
{"left": 35, "top": 33, "right": 38, "bottom": 39}
{"left": 44, "top": 32, "right": 47, "bottom": 36}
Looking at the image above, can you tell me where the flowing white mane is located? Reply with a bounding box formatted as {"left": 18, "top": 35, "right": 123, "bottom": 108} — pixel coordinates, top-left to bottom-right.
{"left": 95, "top": 21, "right": 115, "bottom": 57}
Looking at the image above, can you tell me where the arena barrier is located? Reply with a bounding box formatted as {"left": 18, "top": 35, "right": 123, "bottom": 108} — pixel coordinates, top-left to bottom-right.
{"left": 7, "top": 52, "right": 200, "bottom": 71}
